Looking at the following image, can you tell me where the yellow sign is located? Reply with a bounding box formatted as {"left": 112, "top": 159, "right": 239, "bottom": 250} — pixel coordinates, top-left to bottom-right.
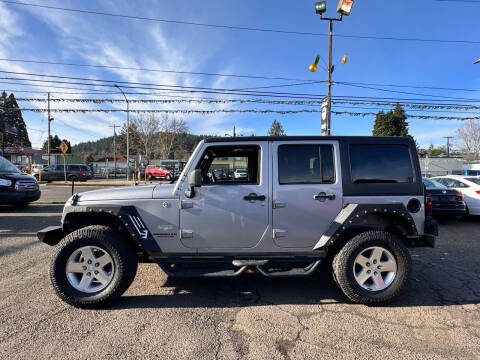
{"left": 61, "top": 153, "right": 67, "bottom": 158}
{"left": 59, "top": 141, "right": 68, "bottom": 154}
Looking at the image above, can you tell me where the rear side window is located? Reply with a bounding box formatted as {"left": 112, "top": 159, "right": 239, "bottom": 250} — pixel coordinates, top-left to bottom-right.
{"left": 69, "top": 165, "right": 80, "bottom": 171}
{"left": 350, "top": 144, "right": 414, "bottom": 184}
{"left": 278, "top": 144, "right": 335, "bottom": 184}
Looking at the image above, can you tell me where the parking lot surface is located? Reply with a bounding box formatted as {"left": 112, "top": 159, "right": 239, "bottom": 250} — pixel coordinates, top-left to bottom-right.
{"left": 1, "top": 205, "right": 479, "bottom": 359}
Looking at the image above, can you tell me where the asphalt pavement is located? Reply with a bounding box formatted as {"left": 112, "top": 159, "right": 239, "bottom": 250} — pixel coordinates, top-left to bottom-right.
{"left": 1, "top": 206, "right": 480, "bottom": 359}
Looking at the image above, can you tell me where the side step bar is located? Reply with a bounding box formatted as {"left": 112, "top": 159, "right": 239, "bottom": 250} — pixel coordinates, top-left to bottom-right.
{"left": 156, "top": 258, "right": 323, "bottom": 278}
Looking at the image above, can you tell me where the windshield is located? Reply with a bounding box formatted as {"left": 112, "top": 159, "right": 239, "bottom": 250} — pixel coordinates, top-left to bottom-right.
{"left": 0, "top": 156, "right": 20, "bottom": 173}
{"left": 465, "top": 177, "right": 480, "bottom": 185}
{"left": 423, "top": 177, "right": 446, "bottom": 189}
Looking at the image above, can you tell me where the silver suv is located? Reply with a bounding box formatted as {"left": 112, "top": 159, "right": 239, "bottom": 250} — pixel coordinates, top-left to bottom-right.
{"left": 38, "top": 136, "right": 438, "bottom": 308}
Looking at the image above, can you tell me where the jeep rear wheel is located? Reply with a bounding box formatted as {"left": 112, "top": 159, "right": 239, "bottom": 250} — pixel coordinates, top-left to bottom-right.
{"left": 332, "top": 230, "right": 411, "bottom": 305}
{"left": 50, "top": 225, "right": 138, "bottom": 308}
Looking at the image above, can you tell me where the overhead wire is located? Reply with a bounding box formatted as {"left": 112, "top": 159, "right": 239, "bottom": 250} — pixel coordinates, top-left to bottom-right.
{"left": 2, "top": 0, "right": 479, "bottom": 44}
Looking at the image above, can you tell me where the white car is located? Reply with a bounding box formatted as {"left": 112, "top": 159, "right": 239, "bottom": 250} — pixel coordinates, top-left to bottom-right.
{"left": 234, "top": 169, "right": 248, "bottom": 179}
{"left": 432, "top": 175, "right": 480, "bottom": 215}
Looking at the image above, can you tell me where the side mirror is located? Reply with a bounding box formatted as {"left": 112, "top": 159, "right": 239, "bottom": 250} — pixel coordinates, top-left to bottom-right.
{"left": 185, "top": 169, "right": 202, "bottom": 198}
{"left": 188, "top": 169, "right": 202, "bottom": 188}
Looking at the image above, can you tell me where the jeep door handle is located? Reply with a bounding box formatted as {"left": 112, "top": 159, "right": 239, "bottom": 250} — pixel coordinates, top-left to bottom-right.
{"left": 313, "top": 192, "right": 335, "bottom": 201}
{"left": 244, "top": 193, "right": 266, "bottom": 201}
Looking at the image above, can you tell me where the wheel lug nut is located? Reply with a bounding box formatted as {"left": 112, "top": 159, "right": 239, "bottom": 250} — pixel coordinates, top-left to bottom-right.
{"left": 82, "top": 266, "right": 87, "bottom": 271}
{"left": 94, "top": 270, "right": 99, "bottom": 275}
{"left": 95, "top": 263, "right": 99, "bottom": 267}
{"left": 373, "top": 260, "right": 377, "bottom": 264}
{"left": 366, "top": 262, "right": 370, "bottom": 267}
{"left": 87, "top": 260, "right": 92, "bottom": 264}
{"left": 374, "top": 271, "right": 378, "bottom": 276}
{"left": 367, "top": 270, "right": 371, "bottom": 274}
{"left": 87, "top": 272, "right": 91, "bottom": 276}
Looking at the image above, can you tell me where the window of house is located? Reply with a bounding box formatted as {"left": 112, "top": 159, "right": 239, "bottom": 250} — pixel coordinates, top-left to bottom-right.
{"left": 278, "top": 144, "right": 335, "bottom": 184}
{"left": 197, "top": 145, "right": 260, "bottom": 185}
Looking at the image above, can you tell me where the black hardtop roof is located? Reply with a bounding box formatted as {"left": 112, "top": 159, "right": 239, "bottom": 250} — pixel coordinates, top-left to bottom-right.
{"left": 204, "top": 136, "right": 415, "bottom": 144}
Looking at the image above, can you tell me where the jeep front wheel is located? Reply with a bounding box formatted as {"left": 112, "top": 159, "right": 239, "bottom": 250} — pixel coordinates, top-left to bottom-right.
{"left": 332, "top": 230, "right": 411, "bottom": 305}
{"left": 50, "top": 225, "right": 138, "bottom": 308}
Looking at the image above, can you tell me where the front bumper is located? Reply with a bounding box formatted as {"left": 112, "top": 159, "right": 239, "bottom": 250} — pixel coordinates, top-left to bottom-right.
{"left": 0, "top": 189, "right": 41, "bottom": 204}
{"left": 37, "top": 226, "right": 64, "bottom": 246}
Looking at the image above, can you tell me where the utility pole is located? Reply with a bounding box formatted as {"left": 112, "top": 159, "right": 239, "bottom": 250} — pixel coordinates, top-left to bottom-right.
{"left": 233, "top": 126, "right": 236, "bottom": 137}
{"left": 114, "top": 85, "right": 130, "bottom": 181}
{"left": 109, "top": 124, "right": 118, "bottom": 179}
{"left": 47, "top": 92, "right": 54, "bottom": 166}
{"left": 444, "top": 136, "right": 454, "bottom": 158}
{"left": 1, "top": 97, "right": 4, "bottom": 158}
{"left": 314, "top": 0, "right": 354, "bottom": 135}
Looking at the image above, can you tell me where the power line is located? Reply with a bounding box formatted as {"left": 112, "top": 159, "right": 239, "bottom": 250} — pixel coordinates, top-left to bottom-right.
{"left": 0, "top": 58, "right": 314, "bottom": 82}
{"left": 2, "top": 58, "right": 480, "bottom": 93}
{"left": 2, "top": 0, "right": 480, "bottom": 45}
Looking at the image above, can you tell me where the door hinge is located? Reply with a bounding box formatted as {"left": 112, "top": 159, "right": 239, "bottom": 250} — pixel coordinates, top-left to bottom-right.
{"left": 181, "top": 200, "right": 193, "bottom": 209}
{"left": 179, "top": 229, "right": 193, "bottom": 239}
{"left": 272, "top": 200, "right": 286, "bottom": 209}
{"left": 273, "top": 229, "right": 287, "bottom": 238}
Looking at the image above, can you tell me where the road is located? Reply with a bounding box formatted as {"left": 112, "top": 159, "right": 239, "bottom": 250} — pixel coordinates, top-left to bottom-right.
{"left": 1, "top": 206, "right": 480, "bottom": 359}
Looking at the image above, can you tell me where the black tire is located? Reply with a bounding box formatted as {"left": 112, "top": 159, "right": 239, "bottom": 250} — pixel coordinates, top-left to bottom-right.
{"left": 147, "top": 173, "right": 152, "bottom": 180}
{"left": 332, "top": 230, "right": 411, "bottom": 306}
{"left": 166, "top": 174, "right": 172, "bottom": 181}
{"left": 68, "top": 175, "right": 78, "bottom": 182}
{"left": 50, "top": 225, "right": 138, "bottom": 308}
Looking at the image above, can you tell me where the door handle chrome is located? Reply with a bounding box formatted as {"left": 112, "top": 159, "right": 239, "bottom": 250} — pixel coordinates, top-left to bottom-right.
{"left": 243, "top": 193, "right": 266, "bottom": 201}
{"left": 313, "top": 192, "right": 335, "bottom": 201}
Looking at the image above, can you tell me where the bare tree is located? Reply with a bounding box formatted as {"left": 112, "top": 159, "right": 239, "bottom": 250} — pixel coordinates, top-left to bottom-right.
{"left": 131, "top": 114, "right": 160, "bottom": 163}
{"left": 457, "top": 120, "right": 480, "bottom": 160}
{"left": 156, "top": 115, "right": 188, "bottom": 159}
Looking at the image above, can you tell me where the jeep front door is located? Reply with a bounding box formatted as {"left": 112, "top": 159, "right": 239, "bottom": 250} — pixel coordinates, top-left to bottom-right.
{"left": 179, "top": 142, "right": 269, "bottom": 249}
{"left": 272, "top": 141, "right": 342, "bottom": 248}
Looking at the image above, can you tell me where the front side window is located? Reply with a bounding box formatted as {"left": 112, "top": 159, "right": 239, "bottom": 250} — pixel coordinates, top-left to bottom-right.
{"left": 350, "top": 144, "right": 414, "bottom": 184}
{"left": 278, "top": 144, "right": 335, "bottom": 184}
{"left": 197, "top": 145, "right": 260, "bottom": 185}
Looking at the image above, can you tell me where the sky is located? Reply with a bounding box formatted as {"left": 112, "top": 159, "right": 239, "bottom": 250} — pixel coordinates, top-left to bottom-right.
{"left": 0, "top": 0, "right": 479, "bottom": 149}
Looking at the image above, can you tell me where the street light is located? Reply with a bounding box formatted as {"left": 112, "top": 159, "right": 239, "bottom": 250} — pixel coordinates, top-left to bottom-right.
{"left": 313, "top": 0, "right": 354, "bottom": 136}
{"left": 114, "top": 84, "right": 130, "bottom": 181}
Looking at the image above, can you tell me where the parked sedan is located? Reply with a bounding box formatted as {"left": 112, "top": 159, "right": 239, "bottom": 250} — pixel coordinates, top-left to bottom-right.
{"left": 433, "top": 175, "right": 480, "bottom": 215}
{"left": 423, "top": 177, "right": 466, "bottom": 217}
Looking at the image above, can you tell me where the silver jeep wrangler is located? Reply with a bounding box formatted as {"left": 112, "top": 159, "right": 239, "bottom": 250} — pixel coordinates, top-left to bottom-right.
{"left": 38, "top": 136, "right": 438, "bottom": 308}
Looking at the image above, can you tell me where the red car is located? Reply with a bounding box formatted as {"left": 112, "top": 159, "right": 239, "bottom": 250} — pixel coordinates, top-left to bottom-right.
{"left": 145, "top": 165, "right": 173, "bottom": 181}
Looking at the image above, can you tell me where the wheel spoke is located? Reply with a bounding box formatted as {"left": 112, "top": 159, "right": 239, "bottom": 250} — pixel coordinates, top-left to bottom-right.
{"left": 95, "top": 269, "right": 111, "bottom": 286}
{"left": 355, "top": 254, "right": 370, "bottom": 267}
{"left": 380, "top": 261, "right": 396, "bottom": 273}
{"left": 78, "top": 273, "right": 93, "bottom": 291}
{"left": 66, "top": 262, "right": 85, "bottom": 273}
{"left": 96, "top": 254, "right": 111, "bottom": 268}
{"left": 355, "top": 269, "right": 371, "bottom": 285}
{"left": 80, "top": 247, "right": 95, "bottom": 262}
{"left": 371, "top": 247, "right": 383, "bottom": 262}
{"left": 373, "top": 274, "right": 386, "bottom": 289}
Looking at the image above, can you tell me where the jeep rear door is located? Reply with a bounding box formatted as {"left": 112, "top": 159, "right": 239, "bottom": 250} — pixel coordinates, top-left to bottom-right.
{"left": 272, "top": 141, "right": 342, "bottom": 248}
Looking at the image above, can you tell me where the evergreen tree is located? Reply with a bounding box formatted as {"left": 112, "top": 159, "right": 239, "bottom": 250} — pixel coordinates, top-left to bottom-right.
{"left": 1, "top": 91, "right": 31, "bottom": 147}
{"left": 268, "top": 120, "right": 286, "bottom": 136}
{"left": 42, "top": 135, "right": 71, "bottom": 153}
{"left": 372, "top": 104, "right": 409, "bottom": 137}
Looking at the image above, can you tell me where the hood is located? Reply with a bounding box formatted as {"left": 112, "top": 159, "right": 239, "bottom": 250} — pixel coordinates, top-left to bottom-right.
{"left": 77, "top": 184, "right": 157, "bottom": 202}
{"left": 0, "top": 172, "right": 36, "bottom": 181}
{"left": 152, "top": 183, "right": 176, "bottom": 199}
